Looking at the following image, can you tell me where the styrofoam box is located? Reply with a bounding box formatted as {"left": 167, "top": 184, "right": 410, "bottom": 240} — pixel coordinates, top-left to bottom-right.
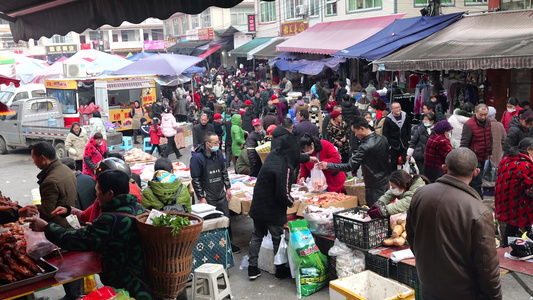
{"left": 329, "top": 270, "right": 414, "bottom": 300}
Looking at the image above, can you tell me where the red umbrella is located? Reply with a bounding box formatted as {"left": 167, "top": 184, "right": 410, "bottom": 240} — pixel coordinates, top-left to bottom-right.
{"left": 0, "top": 75, "right": 20, "bottom": 87}
{"left": 0, "top": 102, "right": 15, "bottom": 116}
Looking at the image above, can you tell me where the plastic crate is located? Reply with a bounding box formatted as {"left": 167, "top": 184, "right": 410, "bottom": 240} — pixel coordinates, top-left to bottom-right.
{"left": 365, "top": 253, "right": 389, "bottom": 278}
{"left": 328, "top": 256, "right": 337, "bottom": 281}
{"left": 390, "top": 262, "right": 423, "bottom": 300}
{"left": 333, "top": 207, "right": 390, "bottom": 250}
{"left": 329, "top": 270, "right": 414, "bottom": 300}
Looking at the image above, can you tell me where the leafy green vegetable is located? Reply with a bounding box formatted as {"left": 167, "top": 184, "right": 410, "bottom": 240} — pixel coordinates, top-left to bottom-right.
{"left": 150, "top": 214, "right": 191, "bottom": 236}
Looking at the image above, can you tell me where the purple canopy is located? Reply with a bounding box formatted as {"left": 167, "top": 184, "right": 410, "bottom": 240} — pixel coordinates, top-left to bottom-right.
{"left": 112, "top": 53, "right": 204, "bottom": 76}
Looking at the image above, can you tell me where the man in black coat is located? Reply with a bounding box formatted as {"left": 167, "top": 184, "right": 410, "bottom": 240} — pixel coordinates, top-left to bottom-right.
{"left": 193, "top": 113, "right": 215, "bottom": 149}
{"left": 245, "top": 119, "right": 265, "bottom": 177}
{"left": 319, "top": 116, "right": 390, "bottom": 206}
{"left": 60, "top": 157, "right": 97, "bottom": 210}
{"left": 292, "top": 109, "right": 319, "bottom": 140}
{"left": 248, "top": 119, "right": 310, "bottom": 280}
{"left": 383, "top": 102, "right": 411, "bottom": 172}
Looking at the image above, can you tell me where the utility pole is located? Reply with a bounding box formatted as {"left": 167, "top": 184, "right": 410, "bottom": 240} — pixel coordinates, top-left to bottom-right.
{"left": 430, "top": 0, "right": 443, "bottom": 94}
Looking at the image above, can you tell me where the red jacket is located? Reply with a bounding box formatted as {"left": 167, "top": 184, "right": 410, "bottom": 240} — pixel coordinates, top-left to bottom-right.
{"left": 501, "top": 108, "right": 520, "bottom": 132}
{"left": 495, "top": 153, "right": 533, "bottom": 227}
{"left": 82, "top": 137, "right": 108, "bottom": 179}
{"left": 299, "top": 140, "right": 346, "bottom": 193}
{"left": 149, "top": 124, "right": 162, "bottom": 145}
{"left": 80, "top": 183, "right": 143, "bottom": 223}
{"left": 194, "top": 92, "right": 201, "bottom": 108}
{"left": 424, "top": 133, "right": 453, "bottom": 168}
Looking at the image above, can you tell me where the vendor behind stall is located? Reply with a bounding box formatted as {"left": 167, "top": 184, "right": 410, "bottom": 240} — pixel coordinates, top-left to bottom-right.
{"left": 30, "top": 170, "right": 153, "bottom": 300}
{"left": 368, "top": 170, "right": 429, "bottom": 219}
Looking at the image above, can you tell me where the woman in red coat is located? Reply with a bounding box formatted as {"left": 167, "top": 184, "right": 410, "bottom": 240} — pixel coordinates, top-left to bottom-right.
{"left": 82, "top": 132, "right": 108, "bottom": 179}
{"left": 495, "top": 137, "right": 533, "bottom": 247}
{"left": 299, "top": 135, "right": 346, "bottom": 193}
{"left": 501, "top": 97, "right": 521, "bottom": 132}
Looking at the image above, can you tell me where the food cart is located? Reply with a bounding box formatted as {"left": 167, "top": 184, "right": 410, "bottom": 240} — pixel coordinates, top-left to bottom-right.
{"left": 45, "top": 76, "right": 159, "bottom": 129}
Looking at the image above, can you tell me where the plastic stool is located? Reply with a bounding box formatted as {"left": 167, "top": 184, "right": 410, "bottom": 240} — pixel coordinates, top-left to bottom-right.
{"left": 192, "top": 263, "right": 232, "bottom": 300}
{"left": 119, "top": 136, "right": 133, "bottom": 151}
{"left": 142, "top": 137, "right": 156, "bottom": 153}
{"left": 108, "top": 145, "right": 115, "bottom": 152}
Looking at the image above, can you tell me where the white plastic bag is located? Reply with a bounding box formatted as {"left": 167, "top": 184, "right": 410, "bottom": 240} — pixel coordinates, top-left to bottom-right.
{"left": 403, "top": 161, "right": 411, "bottom": 174}
{"left": 24, "top": 227, "right": 56, "bottom": 260}
{"left": 303, "top": 205, "right": 343, "bottom": 236}
{"left": 274, "top": 236, "right": 288, "bottom": 265}
{"left": 328, "top": 239, "right": 365, "bottom": 278}
{"left": 239, "top": 255, "right": 249, "bottom": 270}
{"left": 305, "top": 166, "right": 328, "bottom": 192}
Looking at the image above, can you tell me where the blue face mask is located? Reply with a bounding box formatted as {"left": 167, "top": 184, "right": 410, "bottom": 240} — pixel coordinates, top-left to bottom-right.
{"left": 423, "top": 122, "right": 431, "bottom": 127}
{"left": 210, "top": 146, "right": 219, "bottom": 152}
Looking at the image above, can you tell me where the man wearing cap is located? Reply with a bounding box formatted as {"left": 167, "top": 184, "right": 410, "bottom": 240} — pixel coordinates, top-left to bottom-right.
{"left": 293, "top": 109, "right": 319, "bottom": 140}
{"left": 193, "top": 113, "right": 215, "bottom": 149}
{"left": 212, "top": 113, "right": 225, "bottom": 144}
{"left": 246, "top": 119, "right": 265, "bottom": 177}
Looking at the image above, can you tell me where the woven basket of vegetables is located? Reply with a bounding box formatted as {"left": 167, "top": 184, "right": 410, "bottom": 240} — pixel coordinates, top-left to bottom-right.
{"left": 135, "top": 212, "right": 204, "bottom": 299}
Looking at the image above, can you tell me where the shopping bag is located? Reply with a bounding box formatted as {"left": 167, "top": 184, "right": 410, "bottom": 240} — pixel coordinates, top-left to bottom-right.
{"left": 402, "top": 161, "right": 411, "bottom": 174}
{"left": 24, "top": 227, "right": 56, "bottom": 260}
{"left": 274, "top": 236, "right": 288, "bottom": 265}
{"left": 482, "top": 160, "right": 497, "bottom": 187}
{"left": 306, "top": 166, "right": 328, "bottom": 192}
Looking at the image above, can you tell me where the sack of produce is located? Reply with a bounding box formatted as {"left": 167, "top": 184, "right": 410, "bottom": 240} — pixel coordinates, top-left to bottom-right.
{"left": 288, "top": 219, "right": 328, "bottom": 298}
{"left": 328, "top": 239, "right": 365, "bottom": 278}
{"left": 305, "top": 166, "right": 328, "bottom": 192}
{"left": 303, "top": 205, "right": 344, "bottom": 236}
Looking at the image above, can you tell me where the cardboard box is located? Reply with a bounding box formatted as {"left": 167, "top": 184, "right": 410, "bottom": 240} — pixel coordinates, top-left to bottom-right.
{"left": 229, "top": 192, "right": 245, "bottom": 214}
{"left": 297, "top": 196, "right": 358, "bottom": 217}
{"left": 233, "top": 197, "right": 300, "bottom": 216}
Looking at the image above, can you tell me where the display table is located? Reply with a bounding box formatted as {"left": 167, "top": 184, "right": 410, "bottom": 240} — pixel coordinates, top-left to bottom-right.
{"left": 4, "top": 251, "right": 101, "bottom": 300}
{"left": 190, "top": 216, "right": 234, "bottom": 279}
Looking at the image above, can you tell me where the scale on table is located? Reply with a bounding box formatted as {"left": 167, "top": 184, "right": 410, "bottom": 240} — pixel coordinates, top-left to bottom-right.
{"left": 191, "top": 203, "right": 224, "bottom": 220}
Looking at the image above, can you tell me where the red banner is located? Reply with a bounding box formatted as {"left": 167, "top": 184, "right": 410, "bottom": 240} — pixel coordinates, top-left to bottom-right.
{"left": 248, "top": 15, "right": 256, "bottom": 32}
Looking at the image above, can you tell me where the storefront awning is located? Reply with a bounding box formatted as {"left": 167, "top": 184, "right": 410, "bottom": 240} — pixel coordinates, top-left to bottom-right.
{"left": 271, "top": 57, "right": 346, "bottom": 75}
{"left": 4, "top": 0, "right": 272, "bottom": 41}
{"left": 199, "top": 45, "right": 222, "bottom": 58}
{"left": 332, "top": 13, "right": 463, "bottom": 61}
{"left": 167, "top": 41, "right": 210, "bottom": 56}
{"left": 373, "top": 10, "right": 533, "bottom": 71}
{"left": 276, "top": 14, "right": 405, "bottom": 55}
{"left": 251, "top": 37, "right": 289, "bottom": 60}
{"left": 228, "top": 37, "right": 275, "bottom": 58}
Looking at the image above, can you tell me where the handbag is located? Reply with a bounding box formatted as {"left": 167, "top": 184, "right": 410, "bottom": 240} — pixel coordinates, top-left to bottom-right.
{"left": 161, "top": 184, "right": 187, "bottom": 213}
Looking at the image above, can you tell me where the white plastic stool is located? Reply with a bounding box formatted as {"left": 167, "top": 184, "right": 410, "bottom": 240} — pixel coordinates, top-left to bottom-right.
{"left": 192, "top": 263, "right": 232, "bottom": 300}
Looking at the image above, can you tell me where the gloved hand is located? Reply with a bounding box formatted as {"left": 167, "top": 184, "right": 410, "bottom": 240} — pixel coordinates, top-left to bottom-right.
{"left": 368, "top": 205, "right": 384, "bottom": 219}
{"left": 68, "top": 148, "right": 77, "bottom": 155}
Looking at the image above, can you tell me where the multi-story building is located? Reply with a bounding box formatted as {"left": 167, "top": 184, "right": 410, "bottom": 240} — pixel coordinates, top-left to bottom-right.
{"left": 163, "top": 1, "right": 255, "bottom": 67}
{"left": 255, "top": 0, "right": 488, "bottom": 39}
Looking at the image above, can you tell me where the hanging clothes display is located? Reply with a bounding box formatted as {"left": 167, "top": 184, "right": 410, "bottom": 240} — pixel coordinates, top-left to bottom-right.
{"left": 413, "top": 81, "right": 429, "bottom": 115}
{"left": 449, "top": 83, "right": 479, "bottom": 109}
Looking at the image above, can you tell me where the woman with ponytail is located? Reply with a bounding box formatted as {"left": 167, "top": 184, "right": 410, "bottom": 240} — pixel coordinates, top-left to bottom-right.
{"left": 368, "top": 170, "right": 429, "bottom": 219}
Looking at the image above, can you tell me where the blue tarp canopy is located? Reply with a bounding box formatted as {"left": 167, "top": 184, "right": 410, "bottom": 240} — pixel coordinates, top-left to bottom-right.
{"left": 332, "top": 13, "right": 463, "bottom": 61}
{"left": 271, "top": 57, "right": 345, "bottom": 75}
{"left": 126, "top": 52, "right": 156, "bottom": 61}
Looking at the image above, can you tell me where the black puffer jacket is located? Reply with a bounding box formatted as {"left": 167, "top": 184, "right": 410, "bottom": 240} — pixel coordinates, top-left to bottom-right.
{"left": 503, "top": 117, "right": 531, "bottom": 155}
{"left": 328, "top": 132, "right": 390, "bottom": 188}
{"left": 241, "top": 109, "right": 257, "bottom": 133}
{"left": 190, "top": 143, "right": 231, "bottom": 201}
{"left": 341, "top": 101, "right": 360, "bottom": 128}
{"left": 250, "top": 127, "right": 309, "bottom": 225}
{"left": 246, "top": 130, "right": 265, "bottom": 176}
{"left": 409, "top": 124, "right": 431, "bottom": 161}
{"left": 383, "top": 112, "right": 411, "bottom": 150}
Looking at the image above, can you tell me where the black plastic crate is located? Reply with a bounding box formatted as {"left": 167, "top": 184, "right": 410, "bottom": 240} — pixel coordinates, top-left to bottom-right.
{"left": 390, "top": 261, "right": 423, "bottom": 300}
{"left": 333, "top": 207, "right": 390, "bottom": 250}
{"left": 365, "top": 253, "right": 389, "bottom": 278}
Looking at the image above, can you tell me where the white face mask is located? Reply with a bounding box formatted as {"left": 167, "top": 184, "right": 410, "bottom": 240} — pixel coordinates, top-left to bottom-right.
{"left": 304, "top": 148, "right": 314, "bottom": 155}
{"left": 390, "top": 188, "right": 404, "bottom": 196}
{"left": 507, "top": 108, "right": 516, "bottom": 113}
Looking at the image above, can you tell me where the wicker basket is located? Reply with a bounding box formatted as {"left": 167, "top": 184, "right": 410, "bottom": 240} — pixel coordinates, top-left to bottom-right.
{"left": 135, "top": 212, "right": 204, "bottom": 299}
{"left": 258, "top": 151, "right": 269, "bottom": 163}
{"left": 344, "top": 182, "right": 366, "bottom": 206}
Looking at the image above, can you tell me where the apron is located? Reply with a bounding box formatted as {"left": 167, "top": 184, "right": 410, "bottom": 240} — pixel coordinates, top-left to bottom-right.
{"left": 205, "top": 159, "right": 225, "bottom": 201}
{"left": 132, "top": 107, "right": 143, "bottom": 130}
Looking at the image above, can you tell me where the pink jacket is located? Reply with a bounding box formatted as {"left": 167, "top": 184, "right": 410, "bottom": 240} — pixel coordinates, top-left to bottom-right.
{"left": 160, "top": 113, "right": 178, "bottom": 137}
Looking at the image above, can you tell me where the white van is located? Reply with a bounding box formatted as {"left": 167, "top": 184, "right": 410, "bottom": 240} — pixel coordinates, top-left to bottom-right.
{"left": 0, "top": 84, "right": 46, "bottom": 106}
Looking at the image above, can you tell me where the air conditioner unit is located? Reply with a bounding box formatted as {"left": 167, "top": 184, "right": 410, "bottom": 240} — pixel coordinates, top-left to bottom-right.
{"left": 63, "top": 63, "right": 87, "bottom": 78}
{"left": 295, "top": 5, "right": 308, "bottom": 16}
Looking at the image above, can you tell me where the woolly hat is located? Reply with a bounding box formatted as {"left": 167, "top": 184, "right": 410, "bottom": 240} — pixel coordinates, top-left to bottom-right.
{"left": 267, "top": 125, "right": 277, "bottom": 135}
{"left": 245, "top": 100, "right": 252, "bottom": 105}
{"left": 214, "top": 113, "right": 223, "bottom": 120}
{"left": 271, "top": 95, "right": 278, "bottom": 100}
{"left": 372, "top": 92, "right": 380, "bottom": 98}
{"left": 488, "top": 106, "right": 497, "bottom": 119}
{"left": 330, "top": 110, "right": 341, "bottom": 119}
{"left": 434, "top": 120, "right": 453, "bottom": 134}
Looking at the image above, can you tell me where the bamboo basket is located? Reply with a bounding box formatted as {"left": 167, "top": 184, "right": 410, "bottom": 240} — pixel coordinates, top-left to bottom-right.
{"left": 258, "top": 151, "right": 269, "bottom": 163}
{"left": 344, "top": 181, "right": 366, "bottom": 206}
{"left": 135, "top": 212, "right": 204, "bottom": 298}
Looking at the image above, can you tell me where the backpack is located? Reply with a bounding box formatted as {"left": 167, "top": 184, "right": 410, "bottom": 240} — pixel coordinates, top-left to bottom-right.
{"left": 374, "top": 118, "right": 387, "bottom": 135}
{"left": 161, "top": 184, "right": 188, "bottom": 213}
